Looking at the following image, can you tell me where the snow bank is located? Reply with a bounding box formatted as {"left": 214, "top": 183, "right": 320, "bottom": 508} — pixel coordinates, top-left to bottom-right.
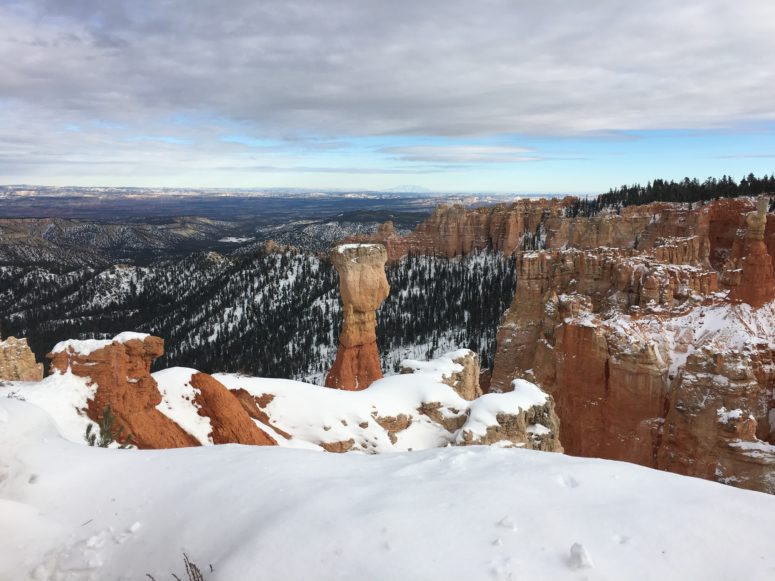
{"left": 399, "top": 347, "right": 470, "bottom": 378}
{"left": 153, "top": 367, "right": 214, "bottom": 445}
{"left": 50, "top": 331, "right": 150, "bottom": 356}
{"left": 0, "top": 371, "right": 94, "bottom": 443}
{"left": 461, "top": 379, "right": 549, "bottom": 440}
{"left": 2, "top": 397, "right": 775, "bottom": 580}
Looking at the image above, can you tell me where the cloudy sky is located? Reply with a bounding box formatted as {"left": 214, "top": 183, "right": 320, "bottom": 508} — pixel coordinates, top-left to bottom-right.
{"left": 1, "top": 0, "right": 775, "bottom": 192}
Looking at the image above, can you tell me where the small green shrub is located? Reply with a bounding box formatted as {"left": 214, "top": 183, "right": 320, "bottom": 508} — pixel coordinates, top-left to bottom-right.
{"left": 84, "top": 406, "right": 134, "bottom": 449}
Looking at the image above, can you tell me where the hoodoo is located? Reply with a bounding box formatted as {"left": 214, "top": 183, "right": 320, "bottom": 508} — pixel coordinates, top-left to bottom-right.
{"left": 730, "top": 196, "right": 775, "bottom": 308}
{"left": 325, "top": 244, "right": 390, "bottom": 390}
{"left": 0, "top": 336, "right": 43, "bottom": 382}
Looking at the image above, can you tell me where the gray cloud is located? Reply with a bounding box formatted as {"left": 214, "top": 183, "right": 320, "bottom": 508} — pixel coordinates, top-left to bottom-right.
{"left": 382, "top": 145, "right": 540, "bottom": 164}
{"left": 1, "top": 0, "right": 775, "bottom": 183}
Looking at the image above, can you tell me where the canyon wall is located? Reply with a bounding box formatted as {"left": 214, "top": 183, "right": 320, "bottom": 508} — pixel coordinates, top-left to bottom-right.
{"left": 488, "top": 196, "right": 775, "bottom": 493}
{"left": 325, "top": 244, "right": 390, "bottom": 390}
{"left": 348, "top": 196, "right": 762, "bottom": 268}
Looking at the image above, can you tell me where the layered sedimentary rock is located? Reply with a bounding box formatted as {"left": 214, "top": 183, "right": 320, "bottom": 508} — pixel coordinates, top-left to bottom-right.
{"left": 489, "top": 196, "right": 775, "bottom": 493}
{"left": 325, "top": 244, "right": 390, "bottom": 390}
{"left": 47, "top": 333, "right": 276, "bottom": 449}
{"left": 344, "top": 199, "right": 564, "bottom": 261}
{"left": 0, "top": 336, "right": 43, "bottom": 382}
{"left": 349, "top": 196, "right": 760, "bottom": 268}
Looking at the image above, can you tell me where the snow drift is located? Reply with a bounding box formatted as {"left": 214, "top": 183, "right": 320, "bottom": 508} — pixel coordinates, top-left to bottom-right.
{"left": 2, "top": 397, "right": 775, "bottom": 580}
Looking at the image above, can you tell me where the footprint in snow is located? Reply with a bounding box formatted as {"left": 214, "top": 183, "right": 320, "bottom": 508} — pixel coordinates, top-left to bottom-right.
{"left": 557, "top": 474, "right": 580, "bottom": 488}
{"left": 496, "top": 516, "right": 518, "bottom": 532}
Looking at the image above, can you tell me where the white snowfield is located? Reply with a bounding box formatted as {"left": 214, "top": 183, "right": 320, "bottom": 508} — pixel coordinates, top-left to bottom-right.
{"left": 2, "top": 398, "right": 775, "bottom": 581}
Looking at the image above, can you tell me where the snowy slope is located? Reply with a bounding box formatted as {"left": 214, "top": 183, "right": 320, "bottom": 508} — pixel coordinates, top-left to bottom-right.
{"left": 2, "top": 398, "right": 775, "bottom": 581}
{"left": 209, "top": 355, "right": 551, "bottom": 453}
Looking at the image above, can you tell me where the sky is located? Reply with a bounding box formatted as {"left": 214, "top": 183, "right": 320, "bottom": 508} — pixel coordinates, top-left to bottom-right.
{"left": 1, "top": 0, "right": 775, "bottom": 194}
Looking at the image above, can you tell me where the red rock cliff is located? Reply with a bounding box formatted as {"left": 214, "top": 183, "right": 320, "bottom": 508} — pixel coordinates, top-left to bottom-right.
{"left": 489, "top": 197, "right": 775, "bottom": 493}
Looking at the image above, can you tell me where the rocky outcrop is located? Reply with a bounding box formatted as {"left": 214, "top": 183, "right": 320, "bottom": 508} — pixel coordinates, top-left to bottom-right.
{"left": 401, "top": 349, "right": 483, "bottom": 400}
{"left": 48, "top": 333, "right": 199, "bottom": 449}
{"left": 0, "top": 337, "right": 43, "bottom": 382}
{"left": 189, "top": 372, "right": 276, "bottom": 446}
{"left": 47, "top": 333, "right": 276, "bottom": 449}
{"left": 488, "top": 196, "right": 775, "bottom": 493}
{"left": 344, "top": 199, "right": 564, "bottom": 261}
{"left": 490, "top": 247, "right": 718, "bottom": 392}
{"left": 456, "top": 379, "right": 562, "bottom": 451}
{"left": 325, "top": 244, "right": 390, "bottom": 390}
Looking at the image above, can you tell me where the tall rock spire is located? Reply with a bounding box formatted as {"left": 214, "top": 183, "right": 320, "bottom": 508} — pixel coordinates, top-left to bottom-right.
{"left": 325, "top": 244, "right": 390, "bottom": 390}
{"left": 731, "top": 196, "right": 775, "bottom": 308}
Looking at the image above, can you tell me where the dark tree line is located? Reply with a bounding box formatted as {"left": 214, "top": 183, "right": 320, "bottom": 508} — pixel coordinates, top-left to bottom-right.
{"left": 566, "top": 173, "right": 775, "bottom": 217}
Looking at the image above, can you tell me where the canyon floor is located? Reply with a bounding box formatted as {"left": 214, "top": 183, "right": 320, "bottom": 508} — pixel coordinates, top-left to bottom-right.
{"left": 3, "top": 396, "right": 775, "bottom": 581}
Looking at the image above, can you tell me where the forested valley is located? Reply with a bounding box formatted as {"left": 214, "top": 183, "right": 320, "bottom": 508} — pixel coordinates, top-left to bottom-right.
{"left": 0, "top": 250, "right": 515, "bottom": 383}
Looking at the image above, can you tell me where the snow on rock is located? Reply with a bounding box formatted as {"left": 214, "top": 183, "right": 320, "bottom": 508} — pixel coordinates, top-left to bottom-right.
{"left": 400, "top": 348, "right": 482, "bottom": 400}
{"left": 50, "top": 331, "right": 151, "bottom": 356}
{"left": 210, "top": 350, "right": 561, "bottom": 453}
{"left": 2, "top": 396, "right": 775, "bottom": 580}
{"left": 153, "top": 367, "right": 214, "bottom": 445}
{"left": 3, "top": 345, "right": 558, "bottom": 453}
{"left": 335, "top": 242, "right": 384, "bottom": 254}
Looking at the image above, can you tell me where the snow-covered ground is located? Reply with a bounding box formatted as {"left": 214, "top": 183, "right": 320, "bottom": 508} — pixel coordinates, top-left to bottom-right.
{"left": 2, "top": 397, "right": 775, "bottom": 580}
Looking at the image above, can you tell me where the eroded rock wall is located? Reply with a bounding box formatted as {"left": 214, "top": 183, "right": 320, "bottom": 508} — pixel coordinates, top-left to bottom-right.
{"left": 489, "top": 196, "right": 775, "bottom": 493}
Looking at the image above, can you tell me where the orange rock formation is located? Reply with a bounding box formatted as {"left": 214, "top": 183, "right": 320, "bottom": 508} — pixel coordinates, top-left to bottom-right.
{"left": 48, "top": 335, "right": 199, "bottom": 449}
{"left": 47, "top": 334, "right": 276, "bottom": 448}
{"left": 325, "top": 244, "right": 390, "bottom": 390}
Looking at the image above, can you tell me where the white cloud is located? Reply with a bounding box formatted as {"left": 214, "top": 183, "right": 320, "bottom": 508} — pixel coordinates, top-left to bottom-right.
{"left": 382, "top": 146, "right": 540, "bottom": 164}
{"left": 1, "top": 0, "right": 774, "bottom": 183}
